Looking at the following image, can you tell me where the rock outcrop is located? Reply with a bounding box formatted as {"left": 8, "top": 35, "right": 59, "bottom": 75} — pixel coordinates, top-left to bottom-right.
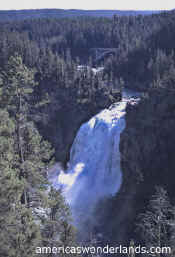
{"left": 95, "top": 89, "right": 175, "bottom": 246}
{"left": 119, "top": 88, "right": 175, "bottom": 242}
{"left": 38, "top": 91, "right": 121, "bottom": 164}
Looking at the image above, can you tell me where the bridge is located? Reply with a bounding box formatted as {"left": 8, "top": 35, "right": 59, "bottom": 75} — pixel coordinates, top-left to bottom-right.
{"left": 90, "top": 48, "right": 117, "bottom": 64}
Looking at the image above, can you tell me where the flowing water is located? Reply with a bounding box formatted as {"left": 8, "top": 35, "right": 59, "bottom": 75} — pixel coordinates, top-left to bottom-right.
{"left": 48, "top": 90, "right": 140, "bottom": 236}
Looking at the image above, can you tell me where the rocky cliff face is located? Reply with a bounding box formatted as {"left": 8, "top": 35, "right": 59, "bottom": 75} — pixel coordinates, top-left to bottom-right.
{"left": 119, "top": 88, "right": 175, "bottom": 242}
{"left": 46, "top": 87, "right": 175, "bottom": 245}
{"left": 38, "top": 91, "right": 122, "bottom": 165}
{"left": 94, "top": 89, "right": 175, "bottom": 246}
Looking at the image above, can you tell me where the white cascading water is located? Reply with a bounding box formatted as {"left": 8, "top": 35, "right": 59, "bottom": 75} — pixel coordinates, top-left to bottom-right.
{"left": 48, "top": 90, "right": 139, "bottom": 233}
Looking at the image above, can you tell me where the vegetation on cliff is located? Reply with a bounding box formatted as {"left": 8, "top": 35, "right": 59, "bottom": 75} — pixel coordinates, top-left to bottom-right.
{"left": 1, "top": 8, "right": 175, "bottom": 255}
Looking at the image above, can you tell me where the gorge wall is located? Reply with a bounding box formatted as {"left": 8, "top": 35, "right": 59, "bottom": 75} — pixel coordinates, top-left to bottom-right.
{"left": 38, "top": 90, "right": 122, "bottom": 165}
{"left": 103, "top": 88, "right": 175, "bottom": 244}
{"left": 93, "top": 88, "right": 175, "bottom": 246}
{"left": 49, "top": 87, "right": 175, "bottom": 246}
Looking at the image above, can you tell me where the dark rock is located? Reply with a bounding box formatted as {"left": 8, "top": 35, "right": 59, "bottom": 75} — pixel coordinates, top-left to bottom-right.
{"left": 95, "top": 89, "right": 175, "bottom": 246}
{"left": 37, "top": 91, "right": 122, "bottom": 165}
{"left": 118, "top": 88, "right": 175, "bottom": 243}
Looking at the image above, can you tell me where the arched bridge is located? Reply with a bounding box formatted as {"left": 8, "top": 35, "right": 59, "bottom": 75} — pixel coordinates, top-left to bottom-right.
{"left": 90, "top": 48, "right": 117, "bottom": 64}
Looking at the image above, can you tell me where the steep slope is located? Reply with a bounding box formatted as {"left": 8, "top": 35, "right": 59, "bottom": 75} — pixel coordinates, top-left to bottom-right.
{"left": 119, "top": 88, "right": 175, "bottom": 242}
{"left": 93, "top": 88, "right": 175, "bottom": 246}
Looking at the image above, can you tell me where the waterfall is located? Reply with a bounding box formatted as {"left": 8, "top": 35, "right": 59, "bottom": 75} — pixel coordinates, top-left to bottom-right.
{"left": 48, "top": 91, "right": 139, "bottom": 235}
{"left": 65, "top": 100, "right": 127, "bottom": 205}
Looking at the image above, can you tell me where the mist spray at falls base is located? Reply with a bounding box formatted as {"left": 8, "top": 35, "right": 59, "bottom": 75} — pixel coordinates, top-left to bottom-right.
{"left": 48, "top": 91, "right": 139, "bottom": 240}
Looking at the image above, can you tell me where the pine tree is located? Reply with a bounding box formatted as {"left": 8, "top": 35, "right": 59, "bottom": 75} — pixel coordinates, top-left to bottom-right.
{"left": 0, "top": 54, "right": 78, "bottom": 257}
{"left": 169, "top": 207, "right": 175, "bottom": 256}
{"left": 0, "top": 54, "right": 53, "bottom": 208}
{"left": 0, "top": 110, "right": 41, "bottom": 257}
{"left": 41, "top": 187, "right": 77, "bottom": 257}
{"left": 137, "top": 187, "right": 172, "bottom": 254}
{"left": 0, "top": 55, "right": 53, "bottom": 256}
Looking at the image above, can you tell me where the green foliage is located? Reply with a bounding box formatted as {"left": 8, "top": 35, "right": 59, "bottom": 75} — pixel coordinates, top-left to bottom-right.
{"left": 0, "top": 109, "right": 41, "bottom": 257}
{"left": 0, "top": 55, "right": 76, "bottom": 256}
{"left": 0, "top": 54, "right": 35, "bottom": 115}
{"left": 41, "top": 187, "right": 77, "bottom": 257}
{"left": 137, "top": 187, "right": 173, "bottom": 249}
{"left": 1, "top": 10, "right": 175, "bottom": 255}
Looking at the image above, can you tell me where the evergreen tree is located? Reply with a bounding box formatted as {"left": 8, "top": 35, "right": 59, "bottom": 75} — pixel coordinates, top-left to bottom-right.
{"left": 0, "top": 54, "right": 53, "bottom": 208}
{"left": 0, "top": 110, "right": 41, "bottom": 257}
{"left": 0, "top": 55, "right": 52, "bottom": 256}
{"left": 41, "top": 187, "right": 77, "bottom": 257}
{"left": 0, "top": 54, "right": 78, "bottom": 257}
{"left": 137, "top": 187, "right": 172, "bottom": 254}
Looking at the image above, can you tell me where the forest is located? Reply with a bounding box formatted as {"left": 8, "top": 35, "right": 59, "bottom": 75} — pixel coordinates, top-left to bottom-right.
{"left": 0, "top": 8, "right": 175, "bottom": 257}
{"left": 0, "top": 9, "right": 160, "bottom": 21}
